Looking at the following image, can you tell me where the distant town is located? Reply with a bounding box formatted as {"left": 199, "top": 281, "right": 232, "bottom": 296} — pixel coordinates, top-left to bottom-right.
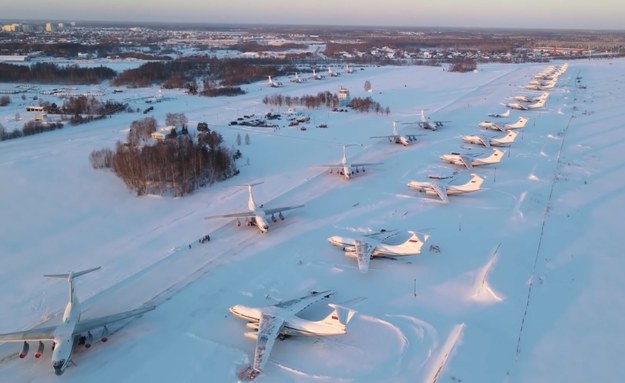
{"left": 1, "top": 20, "right": 625, "bottom": 66}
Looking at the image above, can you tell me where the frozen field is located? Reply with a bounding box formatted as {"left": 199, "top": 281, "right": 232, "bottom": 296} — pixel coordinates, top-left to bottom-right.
{"left": 1, "top": 58, "right": 625, "bottom": 382}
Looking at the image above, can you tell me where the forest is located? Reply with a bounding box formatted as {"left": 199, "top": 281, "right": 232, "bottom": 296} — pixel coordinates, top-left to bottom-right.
{"left": 0, "top": 62, "right": 116, "bottom": 84}
{"left": 111, "top": 56, "right": 295, "bottom": 90}
{"left": 262, "top": 91, "right": 390, "bottom": 114}
{"left": 90, "top": 117, "right": 238, "bottom": 196}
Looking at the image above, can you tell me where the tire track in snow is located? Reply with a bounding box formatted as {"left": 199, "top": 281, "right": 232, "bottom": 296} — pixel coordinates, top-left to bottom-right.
{"left": 422, "top": 323, "right": 465, "bottom": 383}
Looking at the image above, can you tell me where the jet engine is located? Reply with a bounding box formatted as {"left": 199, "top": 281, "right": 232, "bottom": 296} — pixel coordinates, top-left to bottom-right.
{"left": 19, "top": 341, "right": 29, "bottom": 358}
{"left": 85, "top": 332, "right": 93, "bottom": 348}
{"left": 101, "top": 326, "right": 109, "bottom": 342}
{"left": 35, "top": 341, "right": 44, "bottom": 358}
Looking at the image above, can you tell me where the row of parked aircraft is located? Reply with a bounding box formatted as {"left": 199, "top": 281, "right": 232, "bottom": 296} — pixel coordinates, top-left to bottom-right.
{"left": 1, "top": 64, "right": 568, "bottom": 380}
{"left": 216, "top": 62, "right": 567, "bottom": 379}
{"left": 268, "top": 65, "right": 354, "bottom": 87}
{"left": 218, "top": 63, "right": 568, "bottom": 378}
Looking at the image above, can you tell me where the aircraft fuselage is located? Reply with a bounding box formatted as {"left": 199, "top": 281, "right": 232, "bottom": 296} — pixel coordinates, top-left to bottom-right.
{"left": 229, "top": 306, "right": 344, "bottom": 337}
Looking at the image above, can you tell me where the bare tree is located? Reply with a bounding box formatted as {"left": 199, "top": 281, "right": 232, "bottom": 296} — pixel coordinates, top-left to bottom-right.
{"left": 364, "top": 80, "right": 372, "bottom": 92}
{"left": 128, "top": 117, "right": 157, "bottom": 146}
{"left": 166, "top": 112, "right": 188, "bottom": 128}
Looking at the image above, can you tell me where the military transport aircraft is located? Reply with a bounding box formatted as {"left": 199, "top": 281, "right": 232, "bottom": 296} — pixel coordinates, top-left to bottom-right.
{"left": 317, "top": 145, "right": 382, "bottom": 180}
{"left": 204, "top": 182, "right": 304, "bottom": 233}
{"left": 370, "top": 121, "right": 418, "bottom": 146}
{"left": 0, "top": 267, "right": 154, "bottom": 376}
{"left": 230, "top": 290, "right": 356, "bottom": 379}
{"left": 440, "top": 148, "right": 504, "bottom": 169}
{"left": 327, "top": 230, "right": 428, "bottom": 273}
{"left": 407, "top": 173, "right": 484, "bottom": 202}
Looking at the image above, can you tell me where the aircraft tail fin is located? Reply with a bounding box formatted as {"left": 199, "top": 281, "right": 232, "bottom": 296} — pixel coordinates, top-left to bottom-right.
{"left": 235, "top": 181, "right": 264, "bottom": 188}
{"left": 234, "top": 182, "right": 264, "bottom": 210}
{"left": 322, "top": 303, "right": 358, "bottom": 330}
{"left": 44, "top": 266, "right": 101, "bottom": 280}
{"left": 462, "top": 174, "right": 484, "bottom": 191}
{"left": 395, "top": 231, "right": 428, "bottom": 254}
{"left": 44, "top": 267, "right": 101, "bottom": 304}
{"left": 504, "top": 130, "right": 518, "bottom": 142}
{"left": 484, "top": 148, "right": 504, "bottom": 164}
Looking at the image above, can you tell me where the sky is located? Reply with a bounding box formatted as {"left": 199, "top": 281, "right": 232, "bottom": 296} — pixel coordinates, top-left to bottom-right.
{"left": 2, "top": 0, "right": 624, "bottom": 30}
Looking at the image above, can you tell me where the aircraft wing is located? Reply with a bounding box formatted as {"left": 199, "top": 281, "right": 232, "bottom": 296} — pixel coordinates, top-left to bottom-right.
{"left": 205, "top": 211, "right": 257, "bottom": 220}
{"left": 364, "top": 229, "right": 399, "bottom": 242}
{"left": 477, "top": 136, "right": 491, "bottom": 147}
{"left": 370, "top": 135, "right": 396, "bottom": 139}
{"left": 275, "top": 290, "right": 335, "bottom": 314}
{"left": 429, "top": 182, "right": 449, "bottom": 202}
{"left": 0, "top": 325, "right": 57, "bottom": 342}
{"left": 316, "top": 163, "right": 342, "bottom": 168}
{"left": 351, "top": 162, "right": 383, "bottom": 167}
{"left": 353, "top": 239, "right": 374, "bottom": 273}
{"left": 74, "top": 305, "right": 155, "bottom": 334}
{"left": 458, "top": 155, "right": 473, "bottom": 170}
{"left": 252, "top": 313, "right": 285, "bottom": 374}
{"left": 263, "top": 204, "right": 305, "bottom": 215}
{"left": 418, "top": 121, "right": 436, "bottom": 130}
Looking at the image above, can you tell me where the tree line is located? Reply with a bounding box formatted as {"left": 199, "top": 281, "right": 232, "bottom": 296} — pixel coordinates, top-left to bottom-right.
{"left": 0, "top": 62, "right": 116, "bottom": 84}
{"left": 262, "top": 91, "right": 390, "bottom": 114}
{"left": 0, "top": 95, "right": 127, "bottom": 142}
{"left": 262, "top": 91, "right": 340, "bottom": 109}
{"left": 448, "top": 58, "right": 478, "bottom": 73}
{"left": 90, "top": 116, "right": 238, "bottom": 196}
{"left": 0, "top": 120, "right": 64, "bottom": 141}
{"left": 111, "top": 56, "right": 295, "bottom": 91}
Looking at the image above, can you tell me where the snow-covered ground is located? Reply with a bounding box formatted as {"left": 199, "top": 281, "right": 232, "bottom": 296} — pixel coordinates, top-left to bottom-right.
{"left": 1, "top": 58, "right": 625, "bottom": 382}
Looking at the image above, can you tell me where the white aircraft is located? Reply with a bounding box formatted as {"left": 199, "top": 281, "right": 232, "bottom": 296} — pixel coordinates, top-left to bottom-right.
{"left": 524, "top": 83, "right": 541, "bottom": 91}
{"left": 503, "top": 116, "right": 528, "bottom": 129}
{"left": 370, "top": 121, "right": 418, "bottom": 146}
{"left": 290, "top": 72, "right": 304, "bottom": 83}
{"left": 478, "top": 120, "right": 505, "bottom": 131}
{"left": 407, "top": 173, "right": 484, "bottom": 202}
{"left": 538, "top": 79, "right": 557, "bottom": 89}
{"left": 344, "top": 64, "right": 354, "bottom": 74}
{"left": 0, "top": 267, "right": 155, "bottom": 375}
{"left": 204, "top": 182, "right": 304, "bottom": 234}
{"left": 463, "top": 130, "right": 518, "bottom": 147}
{"left": 311, "top": 68, "right": 324, "bottom": 80}
{"left": 487, "top": 109, "right": 510, "bottom": 118}
{"left": 506, "top": 102, "right": 529, "bottom": 111}
{"left": 512, "top": 92, "right": 548, "bottom": 103}
{"left": 317, "top": 145, "right": 382, "bottom": 180}
{"left": 327, "top": 230, "right": 428, "bottom": 273}
{"left": 267, "top": 75, "right": 282, "bottom": 88}
{"left": 416, "top": 109, "right": 448, "bottom": 130}
{"left": 525, "top": 79, "right": 556, "bottom": 91}
{"left": 327, "top": 67, "right": 339, "bottom": 77}
{"left": 527, "top": 99, "right": 546, "bottom": 109}
{"left": 513, "top": 95, "right": 532, "bottom": 102}
{"left": 230, "top": 290, "right": 356, "bottom": 379}
{"left": 440, "top": 148, "right": 504, "bottom": 169}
